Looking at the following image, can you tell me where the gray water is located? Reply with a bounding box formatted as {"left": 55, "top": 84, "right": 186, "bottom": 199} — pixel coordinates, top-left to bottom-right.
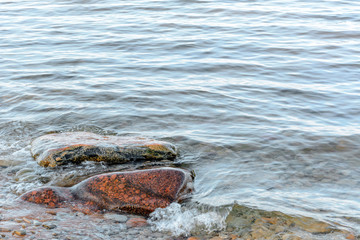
{"left": 1, "top": 0, "right": 360, "bottom": 236}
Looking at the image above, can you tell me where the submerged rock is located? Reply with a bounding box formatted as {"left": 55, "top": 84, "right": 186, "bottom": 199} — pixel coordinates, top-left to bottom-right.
{"left": 31, "top": 132, "right": 177, "bottom": 167}
{"left": 20, "top": 167, "right": 194, "bottom": 215}
{"left": 226, "top": 204, "right": 352, "bottom": 239}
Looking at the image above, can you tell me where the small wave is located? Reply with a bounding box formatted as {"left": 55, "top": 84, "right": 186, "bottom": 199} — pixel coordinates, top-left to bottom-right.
{"left": 148, "top": 202, "right": 230, "bottom": 237}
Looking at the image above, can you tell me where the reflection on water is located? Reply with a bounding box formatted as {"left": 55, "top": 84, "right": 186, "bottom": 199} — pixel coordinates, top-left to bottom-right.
{"left": 1, "top": 0, "right": 360, "bottom": 237}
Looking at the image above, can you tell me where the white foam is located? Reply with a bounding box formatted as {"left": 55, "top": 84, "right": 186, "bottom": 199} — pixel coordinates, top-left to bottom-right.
{"left": 148, "top": 203, "right": 228, "bottom": 237}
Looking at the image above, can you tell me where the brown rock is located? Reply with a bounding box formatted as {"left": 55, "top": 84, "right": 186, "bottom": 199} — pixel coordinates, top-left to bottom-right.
{"left": 0, "top": 228, "right": 12, "bottom": 232}
{"left": 226, "top": 203, "right": 342, "bottom": 238}
{"left": 31, "top": 132, "right": 178, "bottom": 167}
{"left": 126, "top": 217, "right": 148, "bottom": 228}
{"left": 209, "top": 237, "right": 225, "bottom": 240}
{"left": 12, "top": 230, "right": 26, "bottom": 236}
{"left": 187, "top": 237, "right": 200, "bottom": 240}
{"left": 291, "top": 216, "right": 334, "bottom": 234}
{"left": 345, "top": 233, "right": 356, "bottom": 240}
{"left": 20, "top": 167, "right": 194, "bottom": 215}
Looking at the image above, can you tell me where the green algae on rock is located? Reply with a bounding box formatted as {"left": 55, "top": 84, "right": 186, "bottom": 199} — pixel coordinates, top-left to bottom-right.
{"left": 226, "top": 204, "right": 354, "bottom": 239}
{"left": 31, "top": 132, "right": 178, "bottom": 167}
{"left": 20, "top": 167, "right": 194, "bottom": 216}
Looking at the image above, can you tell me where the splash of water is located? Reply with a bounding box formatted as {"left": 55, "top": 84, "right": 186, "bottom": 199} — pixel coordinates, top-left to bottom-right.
{"left": 148, "top": 203, "right": 229, "bottom": 237}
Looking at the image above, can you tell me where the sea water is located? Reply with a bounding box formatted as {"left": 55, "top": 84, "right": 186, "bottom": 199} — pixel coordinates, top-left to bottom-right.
{"left": 1, "top": 0, "right": 360, "bottom": 237}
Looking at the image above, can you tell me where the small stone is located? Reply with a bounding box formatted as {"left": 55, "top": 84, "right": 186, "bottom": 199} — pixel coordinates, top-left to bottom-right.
{"left": 42, "top": 223, "right": 57, "bottom": 229}
{"left": 209, "top": 237, "right": 224, "bottom": 240}
{"left": 346, "top": 233, "right": 356, "bottom": 240}
{"left": 22, "top": 217, "right": 31, "bottom": 224}
{"left": 46, "top": 210, "right": 57, "bottom": 215}
{"left": 187, "top": 237, "right": 200, "bottom": 240}
{"left": 229, "top": 234, "right": 239, "bottom": 240}
{"left": 0, "top": 228, "right": 11, "bottom": 232}
{"left": 104, "top": 213, "right": 128, "bottom": 223}
{"left": 275, "top": 225, "right": 286, "bottom": 233}
{"left": 12, "top": 230, "right": 26, "bottom": 236}
{"left": 126, "top": 217, "right": 148, "bottom": 228}
{"left": 33, "top": 220, "right": 42, "bottom": 226}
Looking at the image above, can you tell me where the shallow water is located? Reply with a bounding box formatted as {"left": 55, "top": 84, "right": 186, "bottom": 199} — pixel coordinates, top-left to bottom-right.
{"left": 1, "top": 0, "right": 360, "bottom": 238}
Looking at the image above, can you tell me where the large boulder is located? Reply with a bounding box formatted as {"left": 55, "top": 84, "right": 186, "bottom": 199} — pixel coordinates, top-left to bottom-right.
{"left": 20, "top": 167, "right": 194, "bottom": 215}
{"left": 31, "top": 132, "right": 177, "bottom": 167}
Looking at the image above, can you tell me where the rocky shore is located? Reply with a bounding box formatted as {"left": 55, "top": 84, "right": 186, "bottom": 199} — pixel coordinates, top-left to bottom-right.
{"left": 0, "top": 202, "right": 357, "bottom": 240}
{"left": 0, "top": 131, "right": 358, "bottom": 240}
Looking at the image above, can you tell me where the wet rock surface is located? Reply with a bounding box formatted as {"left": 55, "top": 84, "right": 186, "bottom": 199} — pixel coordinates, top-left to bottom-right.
{"left": 224, "top": 203, "right": 356, "bottom": 240}
{"left": 20, "top": 167, "right": 194, "bottom": 215}
{"left": 31, "top": 132, "right": 178, "bottom": 167}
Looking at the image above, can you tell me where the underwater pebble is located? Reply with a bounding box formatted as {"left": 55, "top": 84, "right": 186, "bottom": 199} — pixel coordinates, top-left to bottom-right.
{"left": 42, "top": 222, "right": 57, "bottom": 229}
{"left": 12, "top": 229, "right": 26, "bottom": 236}
{"left": 33, "top": 220, "right": 42, "bottom": 226}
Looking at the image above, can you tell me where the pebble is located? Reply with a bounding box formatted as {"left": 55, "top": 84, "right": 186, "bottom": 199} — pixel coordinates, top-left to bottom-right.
{"left": 12, "top": 230, "right": 26, "bottom": 236}
{"left": 46, "top": 210, "right": 57, "bottom": 215}
{"left": 346, "top": 233, "right": 356, "bottom": 240}
{"left": 22, "top": 217, "right": 31, "bottom": 224}
{"left": 209, "top": 237, "right": 225, "bottom": 240}
{"left": 42, "top": 222, "right": 57, "bottom": 229}
{"left": 104, "top": 213, "right": 128, "bottom": 223}
{"left": 33, "top": 220, "right": 42, "bottom": 226}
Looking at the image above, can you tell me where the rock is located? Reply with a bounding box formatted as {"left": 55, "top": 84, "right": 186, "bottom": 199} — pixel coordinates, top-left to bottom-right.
{"left": 187, "top": 237, "right": 200, "bottom": 240}
{"left": 20, "top": 167, "right": 194, "bottom": 215}
{"left": 31, "top": 132, "right": 178, "bottom": 167}
{"left": 225, "top": 204, "right": 343, "bottom": 238}
{"left": 12, "top": 230, "right": 26, "bottom": 236}
{"left": 291, "top": 216, "right": 333, "bottom": 234}
{"left": 0, "top": 228, "right": 11, "bottom": 232}
{"left": 209, "top": 237, "right": 226, "bottom": 240}
{"left": 42, "top": 222, "right": 57, "bottom": 229}
{"left": 126, "top": 217, "right": 148, "bottom": 228}
{"left": 33, "top": 220, "right": 42, "bottom": 226}
{"left": 346, "top": 233, "right": 356, "bottom": 240}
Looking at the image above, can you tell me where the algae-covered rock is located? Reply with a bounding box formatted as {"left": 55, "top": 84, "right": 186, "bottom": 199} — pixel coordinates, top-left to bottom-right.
{"left": 20, "top": 167, "right": 194, "bottom": 215}
{"left": 226, "top": 204, "right": 351, "bottom": 239}
{"left": 31, "top": 132, "right": 178, "bottom": 167}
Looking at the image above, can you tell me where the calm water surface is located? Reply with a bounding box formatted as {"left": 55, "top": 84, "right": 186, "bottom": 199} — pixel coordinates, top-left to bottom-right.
{"left": 1, "top": 0, "right": 360, "bottom": 236}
